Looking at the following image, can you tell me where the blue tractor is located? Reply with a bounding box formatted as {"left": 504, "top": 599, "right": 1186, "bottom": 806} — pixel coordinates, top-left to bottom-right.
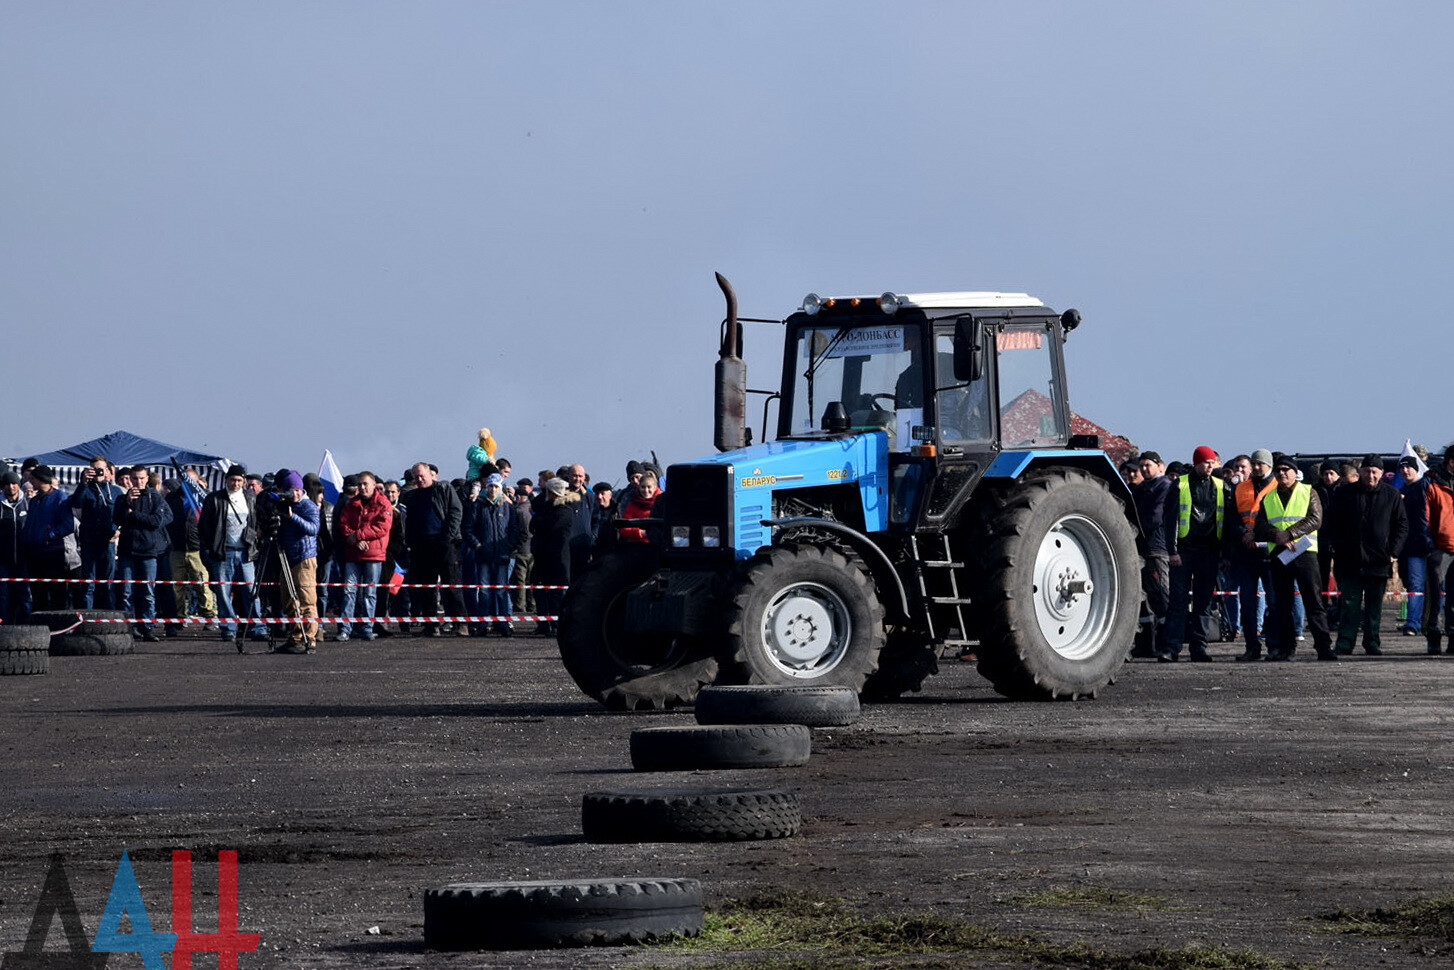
{"left": 559, "top": 275, "right": 1141, "bottom": 710}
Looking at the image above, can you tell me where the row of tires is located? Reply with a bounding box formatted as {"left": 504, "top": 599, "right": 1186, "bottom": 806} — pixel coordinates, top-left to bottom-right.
{"left": 0, "top": 613, "right": 137, "bottom": 672}
{"left": 425, "top": 684, "right": 859, "bottom": 950}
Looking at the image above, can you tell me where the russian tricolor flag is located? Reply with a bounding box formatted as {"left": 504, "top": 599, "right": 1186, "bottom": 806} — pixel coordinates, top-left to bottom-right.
{"left": 318, "top": 450, "right": 345, "bottom": 506}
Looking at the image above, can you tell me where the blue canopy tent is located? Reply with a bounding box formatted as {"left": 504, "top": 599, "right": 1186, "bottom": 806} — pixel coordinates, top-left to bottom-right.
{"left": 10, "top": 430, "right": 236, "bottom": 490}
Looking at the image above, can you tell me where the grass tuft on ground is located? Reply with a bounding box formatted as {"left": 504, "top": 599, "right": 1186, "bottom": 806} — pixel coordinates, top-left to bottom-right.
{"left": 1318, "top": 895, "right": 1454, "bottom": 943}
{"left": 1003, "top": 884, "right": 1174, "bottom": 911}
{"left": 650, "top": 890, "right": 1306, "bottom": 969}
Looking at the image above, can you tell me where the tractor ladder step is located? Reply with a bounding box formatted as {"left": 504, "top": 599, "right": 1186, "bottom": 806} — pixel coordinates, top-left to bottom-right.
{"left": 922, "top": 560, "right": 965, "bottom": 569}
{"left": 929, "top": 596, "right": 973, "bottom": 605}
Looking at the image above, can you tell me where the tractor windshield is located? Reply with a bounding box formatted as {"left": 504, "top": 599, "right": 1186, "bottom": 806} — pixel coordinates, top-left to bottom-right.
{"left": 786, "top": 322, "right": 925, "bottom": 449}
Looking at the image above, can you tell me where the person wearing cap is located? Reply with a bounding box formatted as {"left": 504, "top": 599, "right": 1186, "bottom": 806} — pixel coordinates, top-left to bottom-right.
{"left": 590, "top": 481, "right": 617, "bottom": 544}
{"left": 199, "top": 465, "right": 264, "bottom": 643}
{"left": 334, "top": 471, "right": 393, "bottom": 642}
{"left": 1226, "top": 449, "right": 1281, "bottom": 660}
{"left": 68, "top": 457, "right": 124, "bottom": 609}
{"left": 275, "top": 469, "right": 320, "bottom": 653}
{"left": 463, "top": 472, "right": 520, "bottom": 636}
{"left": 1396, "top": 454, "right": 1432, "bottom": 636}
{"left": 530, "top": 477, "right": 576, "bottom": 638}
{"left": 1420, "top": 445, "right": 1454, "bottom": 654}
{"left": 399, "top": 461, "right": 467, "bottom": 637}
{"left": 508, "top": 481, "right": 534, "bottom": 619}
{"left": 1323, "top": 454, "right": 1407, "bottom": 655}
{"left": 114, "top": 465, "right": 173, "bottom": 642}
{"left": 1311, "top": 461, "right": 1343, "bottom": 626}
{"left": 1131, "top": 451, "right": 1177, "bottom": 656}
{"left": 1162, "top": 446, "right": 1226, "bottom": 662}
{"left": 0, "top": 471, "right": 29, "bottom": 624}
{"left": 19, "top": 464, "right": 77, "bottom": 612}
{"left": 1254, "top": 453, "right": 1337, "bottom": 661}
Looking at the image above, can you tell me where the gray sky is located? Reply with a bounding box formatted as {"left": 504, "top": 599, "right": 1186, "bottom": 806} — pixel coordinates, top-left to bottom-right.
{"left": 4, "top": 2, "right": 1450, "bottom": 483}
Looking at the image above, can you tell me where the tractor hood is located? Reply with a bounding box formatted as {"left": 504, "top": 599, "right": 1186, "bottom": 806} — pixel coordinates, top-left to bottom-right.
{"left": 668, "top": 431, "right": 890, "bottom": 559}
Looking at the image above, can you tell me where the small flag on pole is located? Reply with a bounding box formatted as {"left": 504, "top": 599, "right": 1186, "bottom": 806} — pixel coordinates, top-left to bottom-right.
{"left": 388, "top": 564, "right": 406, "bottom": 595}
{"left": 319, "top": 450, "right": 345, "bottom": 506}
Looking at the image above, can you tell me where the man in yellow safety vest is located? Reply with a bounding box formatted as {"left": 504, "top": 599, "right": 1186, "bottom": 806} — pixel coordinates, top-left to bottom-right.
{"left": 1254, "top": 453, "right": 1337, "bottom": 661}
{"left": 1161, "top": 445, "right": 1227, "bottom": 662}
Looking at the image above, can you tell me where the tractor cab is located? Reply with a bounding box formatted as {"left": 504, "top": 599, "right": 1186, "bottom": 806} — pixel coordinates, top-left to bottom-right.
{"left": 775, "top": 291, "right": 1078, "bottom": 532}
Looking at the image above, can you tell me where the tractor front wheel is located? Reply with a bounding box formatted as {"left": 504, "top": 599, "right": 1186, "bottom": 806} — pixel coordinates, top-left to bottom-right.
{"left": 720, "top": 544, "right": 884, "bottom": 692}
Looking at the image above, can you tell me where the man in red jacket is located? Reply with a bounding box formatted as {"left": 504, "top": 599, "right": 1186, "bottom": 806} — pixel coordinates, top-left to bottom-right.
{"left": 335, "top": 471, "right": 393, "bottom": 641}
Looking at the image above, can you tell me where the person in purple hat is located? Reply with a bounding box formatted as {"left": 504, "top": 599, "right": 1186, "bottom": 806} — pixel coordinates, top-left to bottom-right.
{"left": 275, "top": 469, "right": 320, "bottom": 653}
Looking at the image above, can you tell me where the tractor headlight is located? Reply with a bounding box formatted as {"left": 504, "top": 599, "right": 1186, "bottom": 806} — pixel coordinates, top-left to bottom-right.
{"left": 671, "top": 526, "right": 691, "bottom": 548}
{"left": 879, "top": 292, "right": 902, "bottom": 314}
{"left": 801, "top": 293, "right": 823, "bottom": 316}
{"left": 701, "top": 526, "right": 721, "bottom": 548}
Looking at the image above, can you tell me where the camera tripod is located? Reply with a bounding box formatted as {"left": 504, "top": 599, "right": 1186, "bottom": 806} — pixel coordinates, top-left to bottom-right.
{"left": 235, "top": 534, "right": 300, "bottom": 654}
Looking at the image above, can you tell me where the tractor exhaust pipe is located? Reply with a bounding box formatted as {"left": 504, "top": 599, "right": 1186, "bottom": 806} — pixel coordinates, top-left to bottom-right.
{"left": 714, "top": 272, "right": 748, "bottom": 452}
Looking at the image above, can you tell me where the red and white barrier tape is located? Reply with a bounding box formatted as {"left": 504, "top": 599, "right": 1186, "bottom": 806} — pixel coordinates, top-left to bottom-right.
{"left": 29, "top": 614, "right": 558, "bottom": 626}
{"left": 0, "top": 578, "right": 567, "bottom": 589}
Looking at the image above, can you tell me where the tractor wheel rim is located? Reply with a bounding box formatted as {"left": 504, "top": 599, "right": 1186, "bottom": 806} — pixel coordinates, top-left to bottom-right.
{"left": 760, "top": 582, "right": 851, "bottom": 676}
{"left": 1032, "top": 513, "right": 1118, "bottom": 660}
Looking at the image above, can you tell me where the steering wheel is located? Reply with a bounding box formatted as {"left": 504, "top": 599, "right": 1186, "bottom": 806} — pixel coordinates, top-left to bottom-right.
{"left": 871, "top": 393, "right": 897, "bottom": 410}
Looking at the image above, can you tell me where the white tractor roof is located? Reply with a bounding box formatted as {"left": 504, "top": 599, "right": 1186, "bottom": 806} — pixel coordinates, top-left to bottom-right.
{"left": 896, "top": 292, "right": 1044, "bottom": 308}
{"left": 803, "top": 291, "right": 1045, "bottom": 312}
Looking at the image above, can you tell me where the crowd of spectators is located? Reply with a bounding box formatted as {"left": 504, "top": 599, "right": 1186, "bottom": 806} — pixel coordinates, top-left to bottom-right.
{"left": 11, "top": 423, "right": 1445, "bottom": 663}
{"left": 0, "top": 426, "right": 664, "bottom": 654}
{"left": 1120, "top": 443, "right": 1451, "bottom": 663}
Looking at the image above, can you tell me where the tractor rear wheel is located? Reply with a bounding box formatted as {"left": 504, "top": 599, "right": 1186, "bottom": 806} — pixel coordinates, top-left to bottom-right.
{"left": 973, "top": 469, "right": 1139, "bottom": 700}
{"left": 719, "top": 544, "right": 884, "bottom": 692}
{"left": 558, "top": 547, "right": 718, "bottom": 711}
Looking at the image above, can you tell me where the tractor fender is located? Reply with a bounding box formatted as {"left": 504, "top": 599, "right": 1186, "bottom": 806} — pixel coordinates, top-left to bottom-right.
{"left": 759, "top": 517, "right": 911, "bottom": 622}
{"left": 983, "top": 450, "right": 1140, "bottom": 536}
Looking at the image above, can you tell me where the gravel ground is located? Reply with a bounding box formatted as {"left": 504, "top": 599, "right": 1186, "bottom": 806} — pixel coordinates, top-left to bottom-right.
{"left": 1, "top": 623, "right": 1452, "bottom": 968}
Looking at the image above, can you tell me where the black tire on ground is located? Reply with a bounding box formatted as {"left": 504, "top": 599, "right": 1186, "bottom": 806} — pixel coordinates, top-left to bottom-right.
{"left": 719, "top": 544, "right": 885, "bottom": 692}
{"left": 630, "top": 724, "right": 811, "bottom": 771}
{"left": 423, "top": 878, "right": 702, "bottom": 950}
{"left": 972, "top": 469, "right": 1140, "bottom": 700}
{"left": 860, "top": 629, "right": 940, "bottom": 702}
{"left": 0, "top": 625, "right": 51, "bottom": 652}
{"left": 50, "top": 633, "right": 135, "bottom": 657}
{"left": 558, "top": 547, "right": 718, "bottom": 711}
{"left": 28, "top": 610, "right": 129, "bottom": 636}
{"left": 582, "top": 788, "right": 801, "bottom": 843}
{"left": 1, "top": 648, "right": 50, "bottom": 675}
{"left": 694, "top": 685, "right": 860, "bottom": 727}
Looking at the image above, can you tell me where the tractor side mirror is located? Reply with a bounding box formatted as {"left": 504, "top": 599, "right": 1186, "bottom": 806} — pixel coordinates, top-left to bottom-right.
{"left": 952, "top": 317, "right": 982, "bottom": 382}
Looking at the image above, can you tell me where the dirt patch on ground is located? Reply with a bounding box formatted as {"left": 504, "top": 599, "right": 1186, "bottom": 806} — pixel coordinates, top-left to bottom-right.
{"left": 1, "top": 629, "right": 1452, "bottom": 968}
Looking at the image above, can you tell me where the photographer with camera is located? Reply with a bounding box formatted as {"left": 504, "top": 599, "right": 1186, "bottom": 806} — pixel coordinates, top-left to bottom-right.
{"left": 270, "top": 470, "right": 320, "bottom": 654}
{"left": 69, "top": 457, "right": 123, "bottom": 608}
{"left": 113, "top": 464, "right": 172, "bottom": 641}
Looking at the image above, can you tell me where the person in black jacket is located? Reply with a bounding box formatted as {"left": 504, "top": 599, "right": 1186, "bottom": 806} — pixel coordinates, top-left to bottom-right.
{"left": 399, "top": 462, "right": 466, "bottom": 637}
{"left": 114, "top": 465, "right": 173, "bottom": 641}
{"left": 0, "top": 472, "right": 29, "bottom": 624}
{"left": 199, "top": 465, "right": 262, "bottom": 642}
{"left": 1132, "top": 451, "right": 1178, "bottom": 656}
{"left": 1323, "top": 454, "right": 1409, "bottom": 656}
